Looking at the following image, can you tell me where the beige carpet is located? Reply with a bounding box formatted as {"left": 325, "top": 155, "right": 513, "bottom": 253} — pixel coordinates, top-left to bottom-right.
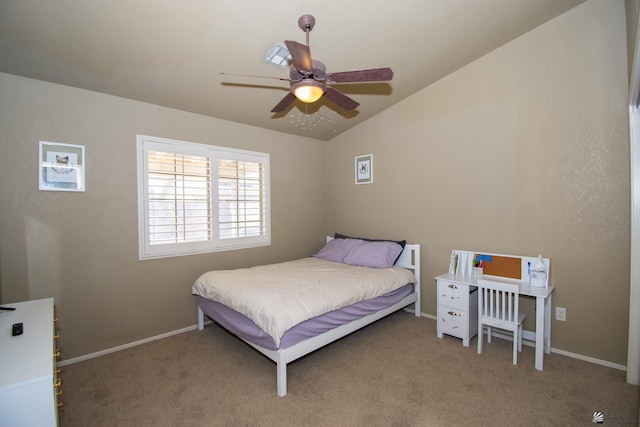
{"left": 59, "top": 312, "right": 638, "bottom": 427}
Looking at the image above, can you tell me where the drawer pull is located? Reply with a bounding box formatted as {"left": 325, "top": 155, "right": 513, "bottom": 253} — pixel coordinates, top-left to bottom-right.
{"left": 53, "top": 333, "right": 59, "bottom": 339}
{"left": 54, "top": 379, "right": 61, "bottom": 388}
{"left": 57, "top": 402, "right": 63, "bottom": 408}
{"left": 447, "top": 284, "right": 458, "bottom": 289}
{"left": 447, "top": 311, "right": 460, "bottom": 317}
{"left": 53, "top": 348, "right": 60, "bottom": 358}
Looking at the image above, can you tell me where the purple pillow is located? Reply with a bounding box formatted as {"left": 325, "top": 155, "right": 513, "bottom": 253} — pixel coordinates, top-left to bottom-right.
{"left": 342, "top": 241, "right": 403, "bottom": 268}
{"left": 334, "top": 233, "right": 406, "bottom": 264}
{"left": 314, "top": 238, "right": 366, "bottom": 263}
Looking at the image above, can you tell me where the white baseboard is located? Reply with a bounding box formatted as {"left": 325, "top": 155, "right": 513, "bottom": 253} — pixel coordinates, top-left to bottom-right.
{"left": 550, "top": 347, "right": 626, "bottom": 371}
{"left": 57, "top": 324, "right": 200, "bottom": 366}
{"left": 483, "top": 329, "right": 627, "bottom": 372}
{"left": 59, "top": 313, "right": 626, "bottom": 373}
{"left": 403, "top": 307, "right": 436, "bottom": 320}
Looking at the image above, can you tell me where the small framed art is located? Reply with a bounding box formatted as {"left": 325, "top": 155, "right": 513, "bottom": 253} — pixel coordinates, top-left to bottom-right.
{"left": 39, "top": 141, "right": 85, "bottom": 192}
{"left": 355, "top": 154, "right": 373, "bottom": 185}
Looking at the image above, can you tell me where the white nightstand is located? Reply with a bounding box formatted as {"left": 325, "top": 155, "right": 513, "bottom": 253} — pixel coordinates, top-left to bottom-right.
{"left": 0, "top": 298, "right": 60, "bottom": 426}
{"left": 436, "top": 274, "right": 478, "bottom": 347}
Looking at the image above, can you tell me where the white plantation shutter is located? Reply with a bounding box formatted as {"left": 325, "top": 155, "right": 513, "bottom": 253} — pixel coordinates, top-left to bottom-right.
{"left": 147, "top": 151, "right": 212, "bottom": 245}
{"left": 137, "top": 135, "right": 270, "bottom": 259}
{"left": 218, "top": 159, "right": 266, "bottom": 239}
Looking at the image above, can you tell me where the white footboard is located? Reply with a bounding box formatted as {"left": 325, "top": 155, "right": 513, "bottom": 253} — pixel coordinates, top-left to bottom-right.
{"left": 242, "top": 288, "right": 419, "bottom": 396}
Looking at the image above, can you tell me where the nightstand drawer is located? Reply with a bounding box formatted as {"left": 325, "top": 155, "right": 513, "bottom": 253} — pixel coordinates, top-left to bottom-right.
{"left": 436, "top": 275, "right": 478, "bottom": 347}
{"left": 438, "top": 307, "right": 469, "bottom": 336}
{"left": 437, "top": 280, "right": 469, "bottom": 311}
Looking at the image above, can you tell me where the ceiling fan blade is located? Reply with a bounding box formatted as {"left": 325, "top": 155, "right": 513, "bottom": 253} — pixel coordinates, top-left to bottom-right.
{"left": 327, "top": 67, "right": 394, "bottom": 83}
{"left": 284, "top": 40, "right": 313, "bottom": 73}
{"left": 271, "top": 92, "right": 297, "bottom": 113}
{"left": 220, "top": 72, "right": 290, "bottom": 81}
{"left": 324, "top": 86, "right": 360, "bottom": 111}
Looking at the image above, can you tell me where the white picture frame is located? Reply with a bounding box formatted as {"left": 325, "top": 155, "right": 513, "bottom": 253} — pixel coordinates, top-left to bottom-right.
{"left": 355, "top": 154, "right": 373, "bottom": 185}
{"left": 39, "top": 141, "right": 85, "bottom": 192}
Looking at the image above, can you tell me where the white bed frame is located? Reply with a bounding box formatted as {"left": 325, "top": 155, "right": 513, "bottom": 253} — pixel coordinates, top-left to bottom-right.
{"left": 197, "top": 238, "right": 421, "bottom": 397}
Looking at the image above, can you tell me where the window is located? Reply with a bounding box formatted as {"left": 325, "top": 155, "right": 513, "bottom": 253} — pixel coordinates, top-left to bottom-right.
{"left": 137, "top": 135, "right": 270, "bottom": 259}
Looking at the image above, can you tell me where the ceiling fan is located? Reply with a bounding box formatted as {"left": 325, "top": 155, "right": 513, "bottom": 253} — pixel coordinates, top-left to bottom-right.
{"left": 223, "top": 14, "right": 394, "bottom": 113}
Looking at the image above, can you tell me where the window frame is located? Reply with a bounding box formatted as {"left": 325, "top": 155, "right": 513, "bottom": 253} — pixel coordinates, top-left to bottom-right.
{"left": 136, "top": 135, "right": 270, "bottom": 260}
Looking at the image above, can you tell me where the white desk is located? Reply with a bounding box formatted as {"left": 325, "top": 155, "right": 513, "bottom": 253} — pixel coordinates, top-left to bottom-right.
{"left": 436, "top": 273, "right": 555, "bottom": 370}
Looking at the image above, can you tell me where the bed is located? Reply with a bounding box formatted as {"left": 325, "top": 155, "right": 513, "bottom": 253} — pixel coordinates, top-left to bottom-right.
{"left": 192, "top": 235, "right": 421, "bottom": 396}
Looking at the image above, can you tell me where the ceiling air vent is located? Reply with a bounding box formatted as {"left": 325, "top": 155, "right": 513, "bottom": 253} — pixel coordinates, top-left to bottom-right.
{"left": 262, "top": 43, "right": 291, "bottom": 68}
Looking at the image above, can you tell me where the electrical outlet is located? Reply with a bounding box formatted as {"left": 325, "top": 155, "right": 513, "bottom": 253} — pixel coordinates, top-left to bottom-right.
{"left": 555, "top": 307, "right": 566, "bottom": 322}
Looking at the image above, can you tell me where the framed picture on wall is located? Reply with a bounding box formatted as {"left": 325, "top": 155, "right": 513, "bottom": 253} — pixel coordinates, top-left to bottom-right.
{"left": 39, "top": 141, "right": 85, "bottom": 192}
{"left": 355, "top": 154, "right": 373, "bottom": 185}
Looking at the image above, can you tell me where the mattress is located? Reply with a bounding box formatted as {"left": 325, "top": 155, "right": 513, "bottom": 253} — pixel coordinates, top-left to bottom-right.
{"left": 192, "top": 257, "right": 417, "bottom": 347}
{"left": 197, "top": 283, "right": 413, "bottom": 350}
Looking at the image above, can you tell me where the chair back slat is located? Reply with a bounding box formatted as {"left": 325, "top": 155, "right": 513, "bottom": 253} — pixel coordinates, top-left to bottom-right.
{"left": 477, "top": 279, "right": 520, "bottom": 327}
{"left": 477, "top": 278, "right": 526, "bottom": 365}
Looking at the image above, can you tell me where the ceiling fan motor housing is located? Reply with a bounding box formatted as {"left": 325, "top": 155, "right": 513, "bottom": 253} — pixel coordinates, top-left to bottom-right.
{"left": 289, "top": 60, "right": 325, "bottom": 82}
{"left": 298, "top": 15, "right": 316, "bottom": 32}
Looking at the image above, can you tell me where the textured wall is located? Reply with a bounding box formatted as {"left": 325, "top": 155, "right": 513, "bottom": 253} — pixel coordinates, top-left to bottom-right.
{"left": 0, "top": 74, "right": 327, "bottom": 358}
{"left": 0, "top": 0, "right": 630, "bottom": 367}
{"left": 325, "top": 0, "right": 630, "bottom": 365}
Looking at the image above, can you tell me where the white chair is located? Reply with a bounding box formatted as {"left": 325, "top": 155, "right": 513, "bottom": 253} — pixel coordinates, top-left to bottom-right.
{"left": 477, "top": 279, "right": 526, "bottom": 365}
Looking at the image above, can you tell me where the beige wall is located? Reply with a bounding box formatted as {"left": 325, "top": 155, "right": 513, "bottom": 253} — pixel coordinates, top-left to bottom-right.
{"left": 325, "top": 0, "right": 630, "bottom": 365}
{"left": 0, "top": 0, "right": 631, "bottom": 367}
{"left": 0, "top": 74, "right": 327, "bottom": 358}
{"left": 627, "top": 0, "right": 640, "bottom": 79}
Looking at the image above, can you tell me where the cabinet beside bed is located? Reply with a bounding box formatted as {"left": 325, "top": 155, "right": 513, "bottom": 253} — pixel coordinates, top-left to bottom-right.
{"left": 0, "top": 298, "right": 60, "bottom": 426}
{"left": 436, "top": 275, "right": 478, "bottom": 347}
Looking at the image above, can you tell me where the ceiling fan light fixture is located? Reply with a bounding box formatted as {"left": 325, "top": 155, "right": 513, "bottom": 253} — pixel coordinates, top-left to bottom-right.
{"left": 292, "top": 79, "right": 324, "bottom": 103}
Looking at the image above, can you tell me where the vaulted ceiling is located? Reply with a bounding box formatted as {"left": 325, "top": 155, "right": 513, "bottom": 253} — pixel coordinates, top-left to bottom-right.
{"left": 0, "top": 0, "right": 586, "bottom": 141}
